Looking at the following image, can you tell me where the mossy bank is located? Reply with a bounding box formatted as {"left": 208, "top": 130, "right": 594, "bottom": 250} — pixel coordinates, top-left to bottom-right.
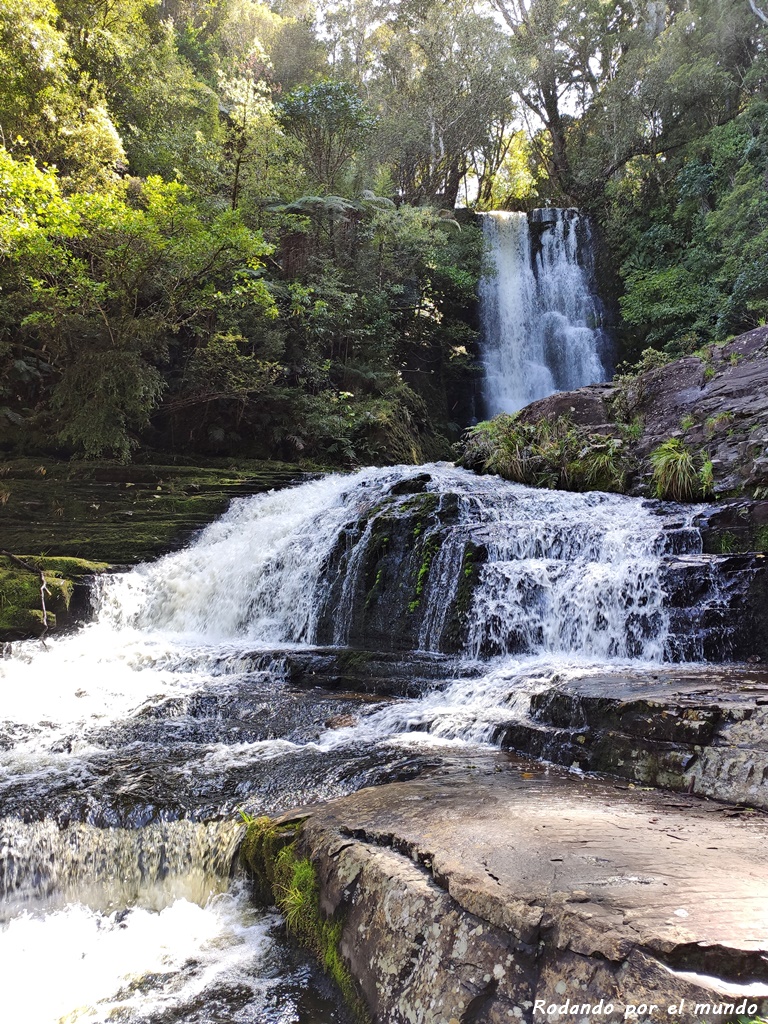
{"left": 0, "top": 555, "right": 107, "bottom": 639}
{"left": 241, "top": 815, "right": 370, "bottom": 1023}
{"left": 0, "top": 456, "right": 304, "bottom": 641}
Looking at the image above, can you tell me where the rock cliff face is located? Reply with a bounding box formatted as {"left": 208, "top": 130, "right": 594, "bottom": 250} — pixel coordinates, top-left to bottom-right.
{"left": 513, "top": 327, "right": 768, "bottom": 501}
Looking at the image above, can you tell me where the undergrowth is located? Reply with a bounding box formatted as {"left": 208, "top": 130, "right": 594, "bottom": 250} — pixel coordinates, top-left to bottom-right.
{"left": 458, "top": 414, "right": 628, "bottom": 493}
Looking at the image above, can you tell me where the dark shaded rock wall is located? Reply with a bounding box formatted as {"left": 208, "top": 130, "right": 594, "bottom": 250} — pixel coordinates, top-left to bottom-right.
{"left": 513, "top": 327, "right": 768, "bottom": 499}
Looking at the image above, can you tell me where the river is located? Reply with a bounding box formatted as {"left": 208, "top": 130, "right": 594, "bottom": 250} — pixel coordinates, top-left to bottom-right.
{"left": 0, "top": 463, "right": 729, "bottom": 1021}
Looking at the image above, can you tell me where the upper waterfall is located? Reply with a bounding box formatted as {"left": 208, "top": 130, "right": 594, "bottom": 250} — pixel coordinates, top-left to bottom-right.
{"left": 479, "top": 209, "right": 610, "bottom": 415}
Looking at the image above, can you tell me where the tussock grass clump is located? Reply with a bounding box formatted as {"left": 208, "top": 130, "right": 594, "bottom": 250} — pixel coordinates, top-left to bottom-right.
{"left": 649, "top": 438, "right": 713, "bottom": 500}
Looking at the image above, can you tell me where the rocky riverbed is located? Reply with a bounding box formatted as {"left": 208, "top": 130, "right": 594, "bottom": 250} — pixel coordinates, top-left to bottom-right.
{"left": 2, "top": 462, "right": 768, "bottom": 1024}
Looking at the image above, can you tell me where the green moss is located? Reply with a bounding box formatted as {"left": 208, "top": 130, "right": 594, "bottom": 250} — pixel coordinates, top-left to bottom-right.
{"left": 399, "top": 491, "right": 438, "bottom": 517}
{"left": 0, "top": 458, "right": 302, "bottom": 564}
{"left": 0, "top": 555, "right": 108, "bottom": 639}
{"left": 440, "top": 541, "right": 485, "bottom": 650}
{"left": 456, "top": 543, "right": 481, "bottom": 617}
{"left": 240, "top": 816, "right": 370, "bottom": 1024}
{"left": 755, "top": 526, "right": 768, "bottom": 552}
{"left": 361, "top": 516, "right": 392, "bottom": 605}
{"left": 718, "top": 532, "right": 737, "bottom": 554}
{"left": 336, "top": 649, "right": 374, "bottom": 671}
{"left": 409, "top": 532, "right": 440, "bottom": 612}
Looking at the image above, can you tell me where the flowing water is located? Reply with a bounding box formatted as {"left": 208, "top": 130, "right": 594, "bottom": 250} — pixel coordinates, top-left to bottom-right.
{"left": 479, "top": 209, "right": 610, "bottom": 415}
{"left": 0, "top": 464, "right": 727, "bottom": 1021}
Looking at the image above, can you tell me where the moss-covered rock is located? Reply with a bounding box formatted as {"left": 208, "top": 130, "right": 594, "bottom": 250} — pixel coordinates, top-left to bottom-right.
{"left": 240, "top": 815, "right": 370, "bottom": 1023}
{"left": 0, "top": 556, "right": 107, "bottom": 640}
{"left": 441, "top": 540, "right": 488, "bottom": 652}
{"left": 0, "top": 458, "right": 303, "bottom": 563}
{"left": 313, "top": 486, "right": 462, "bottom": 651}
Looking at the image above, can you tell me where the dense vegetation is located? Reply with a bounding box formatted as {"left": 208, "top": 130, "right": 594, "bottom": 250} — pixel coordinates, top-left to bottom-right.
{"left": 1, "top": 0, "right": 767, "bottom": 465}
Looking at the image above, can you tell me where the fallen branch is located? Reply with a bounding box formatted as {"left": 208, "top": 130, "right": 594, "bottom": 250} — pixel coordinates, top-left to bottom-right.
{"left": 1, "top": 550, "right": 51, "bottom": 645}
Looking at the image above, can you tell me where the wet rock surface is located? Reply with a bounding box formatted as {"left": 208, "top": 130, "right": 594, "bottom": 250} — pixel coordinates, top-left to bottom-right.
{"left": 0, "top": 666, "right": 433, "bottom": 828}
{"left": 268, "top": 755, "right": 768, "bottom": 1024}
{"left": 494, "top": 665, "right": 768, "bottom": 809}
{"left": 251, "top": 647, "right": 476, "bottom": 697}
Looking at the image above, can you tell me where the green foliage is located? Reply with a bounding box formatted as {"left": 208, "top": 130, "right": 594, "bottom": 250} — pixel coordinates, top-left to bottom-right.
{"left": 1, "top": 159, "right": 275, "bottom": 458}
{"left": 699, "top": 457, "right": 715, "bottom": 497}
{"left": 607, "top": 97, "right": 768, "bottom": 358}
{"left": 280, "top": 80, "right": 376, "bottom": 193}
{"left": 459, "top": 415, "right": 628, "bottom": 493}
{"left": 649, "top": 438, "right": 713, "bottom": 501}
{"left": 0, "top": 0, "right": 125, "bottom": 188}
{"left": 3, "top": 0, "right": 764, "bottom": 469}
{"left": 610, "top": 348, "right": 672, "bottom": 424}
{"left": 718, "top": 531, "right": 737, "bottom": 554}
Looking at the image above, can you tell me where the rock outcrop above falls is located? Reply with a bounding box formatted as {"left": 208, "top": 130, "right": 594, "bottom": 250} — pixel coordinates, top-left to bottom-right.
{"left": 462, "top": 326, "right": 768, "bottom": 508}
{"left": 244, "top": 756, "right": 768, "bottom": 1024}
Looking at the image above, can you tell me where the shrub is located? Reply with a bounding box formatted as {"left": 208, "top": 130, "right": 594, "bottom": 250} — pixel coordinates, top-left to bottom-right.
{"left": 459, "top": 415, "right": 628, "bottom": 493}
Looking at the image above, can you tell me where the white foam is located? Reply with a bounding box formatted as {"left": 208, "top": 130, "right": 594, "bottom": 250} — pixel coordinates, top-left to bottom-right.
{"left": 0, "top": 887, "right": 279, "bottom": 1024}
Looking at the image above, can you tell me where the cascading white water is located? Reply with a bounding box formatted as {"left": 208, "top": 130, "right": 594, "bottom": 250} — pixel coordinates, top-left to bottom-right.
{"left": 0, "top": 465, "right": 709, "bottom": 1022}
{"left": 94, "top": 465, "right": 673, "bottom": 661}
{"left": 479, "top": 209, "right": 609, "bottom": 415}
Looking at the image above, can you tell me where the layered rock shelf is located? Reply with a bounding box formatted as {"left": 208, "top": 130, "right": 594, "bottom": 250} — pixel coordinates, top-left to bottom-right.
{"left": 495, "top": 665, "right": 768, "bottom": 809}
{"left": 245, "top": 756, "right": 768, "bottom": 1024}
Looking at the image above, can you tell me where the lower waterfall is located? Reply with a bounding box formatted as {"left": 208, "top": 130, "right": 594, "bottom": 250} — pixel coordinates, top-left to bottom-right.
{"left": 0, "top": 465, "right": 746, "bottom": 1022}
{"left": 479, "top": 209, "right": 610, "bottom": 415}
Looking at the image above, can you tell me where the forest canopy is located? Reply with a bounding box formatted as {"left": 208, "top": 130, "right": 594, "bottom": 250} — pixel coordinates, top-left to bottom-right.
{"left": 1, "top": 0, "right": 766, "bottom": 462}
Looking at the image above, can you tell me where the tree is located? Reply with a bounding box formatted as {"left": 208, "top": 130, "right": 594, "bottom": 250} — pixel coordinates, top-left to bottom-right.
{"left": 372, "top": 0, "right": 517, "bottom": 206}
{"left": 0, "top": 157, "right": 275, "bottom": 458}
{"left": 0, "top": 0, "right": 125, "bottom": 187}
{"left": 486, "top": 0, "right": 763, "bottom": 204}
{"left": 279, "top": 80, "right": 376, "bottom": 193}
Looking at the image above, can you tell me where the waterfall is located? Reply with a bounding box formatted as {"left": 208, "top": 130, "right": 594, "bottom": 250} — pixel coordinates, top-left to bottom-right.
{"left": 479, "top": 209, "right": 610, "bottom": 415}
{"left": 0, "top": 465, "right": 748, "bottom": 1022}
{"left": 92, "top": 465, "right": 683, "bottom": 661}
{"left": 0, "top": 818, "right": 242, "bottom": 912}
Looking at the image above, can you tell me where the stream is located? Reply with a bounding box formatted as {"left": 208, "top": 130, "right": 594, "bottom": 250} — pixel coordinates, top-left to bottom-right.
{"left": 0, "top": 463, "right": 736, "bottom": 1022}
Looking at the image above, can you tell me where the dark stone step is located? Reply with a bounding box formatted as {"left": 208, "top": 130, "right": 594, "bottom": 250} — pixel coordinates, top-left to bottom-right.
{"left": 494, "top": 666, "right": 768, "bottom": 808}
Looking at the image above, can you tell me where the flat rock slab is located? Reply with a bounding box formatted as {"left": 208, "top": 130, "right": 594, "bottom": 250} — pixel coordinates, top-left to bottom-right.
{"left": 281, "top": 756, "right": 768, "bottom": 1024}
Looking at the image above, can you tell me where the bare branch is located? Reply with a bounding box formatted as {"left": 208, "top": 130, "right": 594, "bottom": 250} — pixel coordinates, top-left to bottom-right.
{"left": 1, "top": 551, "right": 51, "bottom": 645}
{"left": 748, "top": 0, "right": 768, "bottom": 25}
